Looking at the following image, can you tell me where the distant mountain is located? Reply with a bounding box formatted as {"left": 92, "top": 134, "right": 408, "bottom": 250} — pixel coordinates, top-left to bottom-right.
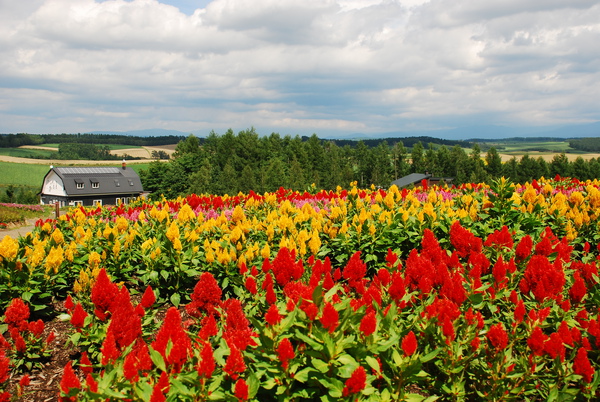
{"left": 89, "top": 128, "right": 191, "bottom": 137}
{"left": 346, "top": 122, "right": 600, "bottom": 141}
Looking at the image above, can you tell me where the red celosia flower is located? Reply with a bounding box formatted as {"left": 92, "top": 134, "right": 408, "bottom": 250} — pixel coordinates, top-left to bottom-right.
{"left": 319, "top": 303, "right": 339, "bottom": 334}
{"left": 543, "top": 332, "right": 565, "bottom": 362}
{"left": 152, "top": 307, "right": 192, "bottom": 372}
{"left": 401, "top": 331, "right": 418, "bottom": 356}
{"left": 4, "top": 298, "right": 29, "bottom": 331}
{"left": 534, "top": 237, "right": 554, "bottom": 256}
{"left": 360, "top": 310, "right": 377, "bottom": 337}
{"left": 140, "top": 285, "right": 156, "bottom": 309}
{"left": 186, "top": 272, "right": 222, "bottom": 318}
{"left": 0, "top": 351, "right": 9, "bottom": 383}
{"left": 558, "top": 321, "right": 574, "bottom": 347}
{"left": 46, "top": 331, "right": 56, "bottom": 346}
{"left": 64, "top": 295, "right": 74, "bottom": 312}
{"left": 150, "top": 382, "right": 166, "bottom": 402}
{"left": 376, "top": 267, "right": 391, "bottom": 286}
{"left": 263, "top": 273, "right": 277, "bottom": 305}
{"left": 471, "top": 337, "right": 480, "bottom": 351}
{"left": 514, "top": 299, "right": 526, "bottom": 324}
{"left": 388, "top": 272, "right": 405, "bottom": 302}
{"left": 527, "top": 327, "right": 548, "bottom": 356}
{"left": 79, "top": 352, "right": 93, "bottom": 375}
{"left": 101, "top": 327, "right": 120, "bottom": 365}
{"left": 272, "top": 247, "right": 303, "bottom": 287}
{"left": 569, "top": 271, "right": 587, "bottom": 304}
{"left": 197, "top": 342, "right": 215, "bottom": 379}
{"left": 519, "top": 255, "right": 565, "bottom": 302}
{"left": 85, "top": 374, "right": 98, "bottom": 393}
{"left": 222, "top": 299, "right": 258, "bottom": 351}
{"left": 492, "top": 256, "right": 508, "bottom": 289}
{"left": 198, "top": 314, "right": 219, "bottom": 340}
{"left": 245, "top": 276, "right": 257, "bottom": 295}
{"left": 450, "top": 221, "right": 482, "bottom": 258}
{"left": 234, "top": 378, "right": 249, "bottom": 401}
{"left": 265, "top": 303, "right": 282, "bottom": 326}
{"left": 10, "top": 328, "right": 26, "bottom": 353}
{"left": 70, "top": 303, "right": 88, "bottom": 329}
{"left": 342, "top": 366, "right": 366, "bottom": 397}
{"left": 300, "top": 301, "right": 318, "bottom": 321}
{"left": 484, "top": 226, "right": 513, "bottom": 250}
{"left": 573, "top": 347, "right": 595, "bottom": 383}
{"left": 487, "top": 323, "right": 508, "bottom": 351}
{"left": 19, "top": 374, "right": 30, "bottom": 388}
{"left": 385, "top": 248, "right": 398, "bottom": 268}
{"left": 277, "top": 338, "right": 295, "bottom": 370}
{"left": 28, "top": 319, "right": 45, "bottom": 337}
{"left": 515, "top": 235, "right": 533, "bottom": 262}
{"left": 342, "top": 251, "right": 367, "bottom": 293}
{"left": 90, "top": 268, "right": 119, "bottom": 321}
{"left": 123, "top": 338, "right": 153, "bottom": 382}
{"left": 60, "top": 361, "right": 81, "bottom": 394}
{"left": 224, "top": 343, "right": 246, "bottom": 380}
{"left": 108, "top": 287, "right": 142, "bottom": 350}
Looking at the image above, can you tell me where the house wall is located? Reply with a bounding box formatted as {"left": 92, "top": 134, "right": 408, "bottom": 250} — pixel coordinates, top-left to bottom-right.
{"left": 42, "top": 171, "right": 67, "bottom": 197}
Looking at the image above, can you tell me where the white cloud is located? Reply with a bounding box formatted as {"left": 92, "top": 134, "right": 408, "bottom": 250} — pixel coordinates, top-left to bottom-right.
{"left": 0, "top": 0, "right": 598, "bottom": 135}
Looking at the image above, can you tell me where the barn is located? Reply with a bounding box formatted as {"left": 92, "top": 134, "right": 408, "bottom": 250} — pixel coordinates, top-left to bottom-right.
{"left": 40, "top": 163, "right": 144, "bottom": 207}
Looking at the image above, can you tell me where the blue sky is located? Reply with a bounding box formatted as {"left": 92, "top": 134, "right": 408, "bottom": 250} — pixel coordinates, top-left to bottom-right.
{"left": 1, "top": 0, "right": 599, "bottom": 138}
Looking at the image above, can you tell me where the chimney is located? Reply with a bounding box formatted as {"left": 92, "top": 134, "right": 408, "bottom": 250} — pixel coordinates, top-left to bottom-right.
{"left": 122, "top": 159, "right": 126, "bottom": 170}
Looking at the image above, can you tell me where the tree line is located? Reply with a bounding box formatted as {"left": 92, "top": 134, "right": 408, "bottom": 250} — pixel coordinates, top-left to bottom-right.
{"left": 0, "top": 133, "right": 185, "bottom": 148}
{"left": 138, "top": 129, "right": 600, "bottom": 199}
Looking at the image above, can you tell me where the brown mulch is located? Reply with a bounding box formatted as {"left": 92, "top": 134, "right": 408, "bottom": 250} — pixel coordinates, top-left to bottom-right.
{"left": 6, "top": 302, "right": 76, "bottom": 402}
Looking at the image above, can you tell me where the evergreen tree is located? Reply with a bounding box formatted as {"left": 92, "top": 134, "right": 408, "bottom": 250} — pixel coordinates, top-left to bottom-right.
{"left": 410, "top": 142, "right": 425, "bottom": 173}
{"left": 549, "top": 153, "right": 571, "bottom": 178}
{"left": 485, "top": 147, "right": 503, "bottom": 178}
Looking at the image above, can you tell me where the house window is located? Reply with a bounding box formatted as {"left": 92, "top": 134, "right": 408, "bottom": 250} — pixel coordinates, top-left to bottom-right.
{"left": 115, "top": 197, "right": 122, "bottom": 205}
{"left": 92, "top": 182, "right": 99, "bottom": 189}
{"left": 93, "top": 200, "right": 102, "bottom": 206}
{"left": 128, "top": 179, "right": 134, "bottom": 186}
{"left": 76, "top": 182, "right": 84, "bottom": 189}
{"left": 73, "top": 201, "right": 83, "bottom": 206}
{"left": 114, "top": 180, "right": 120, "bottom": 187}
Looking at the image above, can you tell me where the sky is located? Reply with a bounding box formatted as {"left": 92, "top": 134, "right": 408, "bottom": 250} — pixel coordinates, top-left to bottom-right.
{"left": 1, "top": 0, "right": 599, "bottom": 138}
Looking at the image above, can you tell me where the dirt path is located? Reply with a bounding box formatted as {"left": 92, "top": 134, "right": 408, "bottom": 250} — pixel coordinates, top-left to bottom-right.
{"left": 0, "top": 219, "right": 39, "bottom": 239}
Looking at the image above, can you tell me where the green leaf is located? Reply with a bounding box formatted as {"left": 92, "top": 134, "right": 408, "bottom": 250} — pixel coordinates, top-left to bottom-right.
{"left": 312, "top": 358, "right": 330, "bottom": 373}
{"left": 294, "top": 367, "right": 317, "bottom": 383}
{"left": 22, "top": 291, "right": 33, "bottom": 302}
{"left": 170, "top": 293, "right": 181, "bottom": 307}
{"left": 149, "top": 348, "right": 167, "bottom": 372}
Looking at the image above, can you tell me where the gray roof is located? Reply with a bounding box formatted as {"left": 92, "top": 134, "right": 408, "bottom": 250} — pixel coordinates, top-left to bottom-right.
{"left": 390, "top": 173, "right": 431, "bottom": 188}
{"left": 49, "top": 166, "right": 143, "bottom": 196}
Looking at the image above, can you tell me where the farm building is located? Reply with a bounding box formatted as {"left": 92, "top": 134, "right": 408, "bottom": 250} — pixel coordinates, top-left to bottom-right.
{"left": 39, "top": 163, "right": 144, "bottom": 207}
{"left": 391, "top": 173, "right": 453, "bottom": 188}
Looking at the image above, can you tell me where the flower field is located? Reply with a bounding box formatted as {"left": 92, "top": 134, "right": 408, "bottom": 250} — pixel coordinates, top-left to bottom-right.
{"left": 1, "top": 176, "right": 600, "bottom": 401}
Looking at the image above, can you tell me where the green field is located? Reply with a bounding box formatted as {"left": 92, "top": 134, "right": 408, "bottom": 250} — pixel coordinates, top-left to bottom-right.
{"left": 481, "top": 140, "right": 584, "bottom": 154}
{"left": 0, "top": 148, "right": 58, "bottom": 158}
{"left": 42, "top": 143, "right": 143, "bottom": 150}
{"left": 0, "top": 161, "right": 152, "bottom": 188}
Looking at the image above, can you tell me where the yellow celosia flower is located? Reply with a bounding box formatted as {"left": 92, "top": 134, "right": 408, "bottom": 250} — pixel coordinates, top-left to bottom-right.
{"left": 231, "top": 205, "right": 246, "bottom": 223}
{"left": 0, "top": 236, "right": 19, "bottom": 261}
{"left": 166, "top": 222, "right": 182, "bottom": 250}
{"left": 177, "top": 204, "right": 196, "bottom": 223}
{"left": 116, "top": 217, "right": 129, "bottom": 232}
{"left": 51, "top": 228, "right": 64, "bottom": 245}
{"left": 88, "top": 251, "right": 101, "bottom": 269}
{"left": 45, "top": 246, "right": 64, "bottom": 274}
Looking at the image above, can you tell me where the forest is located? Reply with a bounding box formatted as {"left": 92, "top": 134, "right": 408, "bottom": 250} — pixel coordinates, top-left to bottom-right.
{"left": 138, "top": 128, "right": 600, "bottom": 199}
{"left": 0, "top": 133, "right": 185, "bottom": 148}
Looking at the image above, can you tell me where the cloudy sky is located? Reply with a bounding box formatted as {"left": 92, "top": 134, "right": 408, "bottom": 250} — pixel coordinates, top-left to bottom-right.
{"left": 1, "top": 0, "right": 599, "bottom": 137}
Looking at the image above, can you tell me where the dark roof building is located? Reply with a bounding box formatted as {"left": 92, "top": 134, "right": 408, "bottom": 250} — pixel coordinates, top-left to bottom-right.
{"left": 40, "top": 163, "right": 144, "bottom": 207}
{"left": 391, "top": 173, "right": 453, "bottom": 188}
